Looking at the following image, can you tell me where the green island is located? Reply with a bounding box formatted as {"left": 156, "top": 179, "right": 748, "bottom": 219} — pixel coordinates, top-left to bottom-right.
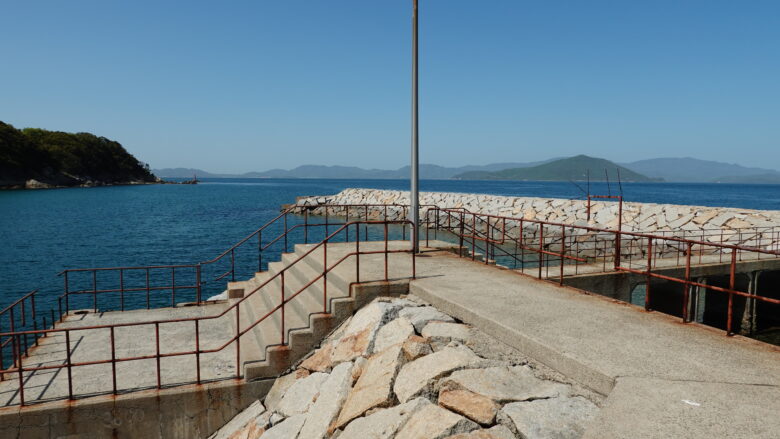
{"left": 454, "top": 155, "right": 661, "bottom": 182}
{"left": 0, "top": 121, "right": 158, "bottom": 189}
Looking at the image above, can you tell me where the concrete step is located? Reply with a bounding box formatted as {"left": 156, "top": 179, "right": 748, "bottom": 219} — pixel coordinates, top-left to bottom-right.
{"left": 230, "top": 241, "right": 413, "bottom": 381}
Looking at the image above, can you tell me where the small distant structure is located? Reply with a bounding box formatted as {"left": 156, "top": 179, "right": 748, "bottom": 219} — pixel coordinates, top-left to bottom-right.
{"left": 181, "top": 173, "right": 199, "bottom": 185}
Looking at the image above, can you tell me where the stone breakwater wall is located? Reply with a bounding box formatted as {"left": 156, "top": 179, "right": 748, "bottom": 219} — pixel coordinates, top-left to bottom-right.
{"left": 293, "top": 189, "right": 780, "bottom": 255}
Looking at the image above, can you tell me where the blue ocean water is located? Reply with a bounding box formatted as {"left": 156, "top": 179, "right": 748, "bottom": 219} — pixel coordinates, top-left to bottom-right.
{"left": 1, "top": 178, "right": 779, "bottom": 315}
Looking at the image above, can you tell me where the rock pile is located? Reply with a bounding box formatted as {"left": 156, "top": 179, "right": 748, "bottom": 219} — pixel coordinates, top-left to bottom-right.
{"left": 210, "top": 297, "right": 600, "bottom": 439}
{"left": 294, "top": 188, "right": 780, "bottom": 245}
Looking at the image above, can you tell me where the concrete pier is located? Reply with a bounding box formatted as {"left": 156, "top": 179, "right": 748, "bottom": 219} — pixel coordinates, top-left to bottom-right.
{"left": 1, "top": 241, "right": 778, "bottom": 437}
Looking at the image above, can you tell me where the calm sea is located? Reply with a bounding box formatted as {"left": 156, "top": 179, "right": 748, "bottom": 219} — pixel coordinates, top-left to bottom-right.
{"left": 2, "top": 178, "right": 779, "bottom": 314}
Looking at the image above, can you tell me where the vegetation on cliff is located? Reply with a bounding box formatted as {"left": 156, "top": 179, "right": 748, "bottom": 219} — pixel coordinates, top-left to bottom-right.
{"left": 0, "top": 121, "right": 157, "bottom": 188}
{"left": 454, "top": 155, "right": 660, "bottom": 182}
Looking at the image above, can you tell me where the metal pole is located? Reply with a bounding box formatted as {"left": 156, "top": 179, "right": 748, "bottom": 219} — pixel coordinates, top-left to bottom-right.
{"left": 410, "top": 0, "right": 420, "bottom": 253}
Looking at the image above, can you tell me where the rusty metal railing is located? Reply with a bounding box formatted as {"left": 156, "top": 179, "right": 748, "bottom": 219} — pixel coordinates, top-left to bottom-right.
{"left": 423, "top": 206, "right": 780, "bottom": 336}
{"left": 0, "top": 219, "right": 415, "bottom": 406}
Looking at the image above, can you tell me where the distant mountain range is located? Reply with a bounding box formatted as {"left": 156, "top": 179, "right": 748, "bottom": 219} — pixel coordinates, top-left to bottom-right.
{"left": 154, "top": 160, "right": 555, "bottom": 180}
{"left": 454, "top": 155, "right": 658, "bottom": 182}
{"left": 621, "top": 157, "right": 780, "bottom": 183}
{"left": 154, "top": 156, "right": 780, "bottom": 183}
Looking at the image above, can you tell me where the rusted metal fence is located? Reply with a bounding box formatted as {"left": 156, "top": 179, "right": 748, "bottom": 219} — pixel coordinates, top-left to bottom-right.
{"left": 0, "top": 217, "right": 415, "bottom": 406}
{"left": 423, "top": 206, "right": 780, "bottom": 336}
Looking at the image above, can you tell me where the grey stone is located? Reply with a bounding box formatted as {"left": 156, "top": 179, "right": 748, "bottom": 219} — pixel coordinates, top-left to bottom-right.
{"left": 334, "top": 344, "right": 406, "bottom": 429}
{"left": 499, "top": 396, "right": 599, "bottom": 439}
{"left": 276, "top": 372, "right": 329, "bottom": 417}
{"left": 398, "top": 306, "right": 455, "bottom": 332}
{"left": 338, "top": 397, "right": 429, "bottom": 439}
{"left": 422, "top": 322, "right": 472, "bottom": 344}
{"left": 396, "top": 400, "right": 479, "bottom": 439}
{"left": 262, "top": 413, "right": 307, "bottom": 439}
{"left": 265, "top": 370, "right": 309, "bottom": 411}
{"left": 298, "top": 362, "right": 355, "bottom": 439}
{"left": 394, "top": 346, "right": 486, "bottom": 403}
{"left": 372, "top": 317, "right": 415, "bottom": 354}
{"left": 441, "top": 365, "right": 569, "bottom": 402}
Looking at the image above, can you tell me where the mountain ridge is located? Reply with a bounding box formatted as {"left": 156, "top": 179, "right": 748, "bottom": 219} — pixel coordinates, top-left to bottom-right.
{"left": 154, "top": 157, "right": 779, "bottom": 183}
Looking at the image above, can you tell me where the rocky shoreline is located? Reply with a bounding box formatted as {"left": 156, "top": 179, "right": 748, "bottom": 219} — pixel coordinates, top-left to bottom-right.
{"left": 210, "top": 296, "right": 601, "bottom": 439}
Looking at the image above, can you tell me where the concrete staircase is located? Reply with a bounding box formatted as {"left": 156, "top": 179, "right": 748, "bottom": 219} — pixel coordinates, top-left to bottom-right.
{"left": 225, "top": 242, "right": 412, "bottom": 381}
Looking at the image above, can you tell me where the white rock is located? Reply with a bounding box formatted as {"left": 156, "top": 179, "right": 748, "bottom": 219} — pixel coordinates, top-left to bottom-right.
{"left": 276, "top": 372, "right": 329, "bottom": 417}
{"left": 265, "top": 370, "right": 309, "bottom": 411}
{"left": 261, "top": 413, "right": 307, "bottom": 439}
{"left": 338, "top": 397, "right": 429, "bottom": 439}
{"left": 372, "top": 317, "right": 415, "bottom": 353}
{"left": 298, "top": 362, "right": 355, "bottom": 439}
{"left": 396, "top": 400, "right": 479, "bottom": 439}
{"left": 393, "top": 346, "right": 486, "bottom": 403}
{"left": 331, "top": 301, "right": 404, "bottom": 363}
{"left": 498, "top": 395, "right": 599, "bottom": 439}
{"left": 441, "top": 365, "right": 569, "bottom": 402}
{"left": 334, "top": 344, "right": 406, "bottom": 429}
{"left": 398, "top": 306, "right": 455, "bottom": 332}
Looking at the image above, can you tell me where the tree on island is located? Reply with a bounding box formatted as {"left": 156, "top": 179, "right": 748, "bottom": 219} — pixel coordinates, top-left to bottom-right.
{"left": 0, "top": 121, "right": 157, "bottom": 188}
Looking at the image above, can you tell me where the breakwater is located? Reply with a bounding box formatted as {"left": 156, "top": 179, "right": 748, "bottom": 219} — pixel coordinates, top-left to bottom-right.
{"left": 294, "top": 188, "right": 780, "bottom": 252}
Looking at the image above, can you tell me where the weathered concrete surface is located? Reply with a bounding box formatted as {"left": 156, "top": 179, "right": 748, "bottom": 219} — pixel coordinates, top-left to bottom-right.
{"left": 0, "top": 378, "right": 273, "bottom": 439}
{"left": 583, "top": 377, "right": 780, "bottom": 439}
{"left": 499, "top": 395, "right": 599, "bottom": 439}
{"left": 409, "top": 251, "right": 780, "bottom": 437}
{"left": 0, "top": 303, "right": 236, "bottom": 407}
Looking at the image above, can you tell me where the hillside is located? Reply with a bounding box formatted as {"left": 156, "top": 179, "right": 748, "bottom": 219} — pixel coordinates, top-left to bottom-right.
{"left": 455, "top": 155, "right": 659, "bottom": 182}
{"left": 623, "top": 157, "right": 779, "bottom": 183}
{"left": 0, "top": 121, "right": 157, "bottom": 189}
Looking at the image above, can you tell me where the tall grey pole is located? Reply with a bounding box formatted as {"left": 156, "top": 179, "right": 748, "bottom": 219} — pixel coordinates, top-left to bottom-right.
{"left": 410, "top": 0, "right": 420, "bottom": 253}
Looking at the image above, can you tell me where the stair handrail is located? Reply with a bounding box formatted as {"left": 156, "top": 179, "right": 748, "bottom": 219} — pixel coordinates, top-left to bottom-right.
{"left": 0, "top": 219, "right": 415, "bottom": 406}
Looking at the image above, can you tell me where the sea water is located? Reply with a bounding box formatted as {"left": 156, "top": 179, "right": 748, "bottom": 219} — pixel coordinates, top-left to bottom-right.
{"left": 1, "top": 178, "right": 779, "bottom": 314}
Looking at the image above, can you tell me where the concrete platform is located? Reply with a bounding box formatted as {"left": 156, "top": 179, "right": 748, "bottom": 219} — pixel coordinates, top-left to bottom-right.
{"left": 0, "top": 303, "right": 236, "bottom": 406}
{"left": 410, "top": 251, "right": 780, "bottom": 438}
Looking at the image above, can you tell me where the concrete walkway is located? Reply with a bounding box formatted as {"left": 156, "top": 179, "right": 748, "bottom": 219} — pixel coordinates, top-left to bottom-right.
{"left": 410, "top": 250, "right": 780, "bottom": 438}
{"left": 0, "top": 303, "right": 235, "bottom": 406}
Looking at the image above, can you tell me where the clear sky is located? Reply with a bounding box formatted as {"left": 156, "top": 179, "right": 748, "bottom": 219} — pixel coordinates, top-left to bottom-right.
{"left": 1, "top": 1, "right": 778, "bottom": 173}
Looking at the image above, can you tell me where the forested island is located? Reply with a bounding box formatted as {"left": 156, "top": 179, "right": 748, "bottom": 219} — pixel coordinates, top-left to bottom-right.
{"left": 453, "top": 155, "right": 661, "bottom": 182}
{"left": 0, "top": 121, "right": 158, "bottom": 189}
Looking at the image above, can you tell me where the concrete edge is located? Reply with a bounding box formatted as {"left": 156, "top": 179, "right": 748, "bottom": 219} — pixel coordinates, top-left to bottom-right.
{"left": 409, "top": 281, "right": 616, "bottom": 396}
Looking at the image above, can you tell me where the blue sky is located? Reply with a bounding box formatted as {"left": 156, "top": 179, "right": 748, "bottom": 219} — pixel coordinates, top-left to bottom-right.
{"left": 1, "top": 1, "right": 778, "bottom": 173}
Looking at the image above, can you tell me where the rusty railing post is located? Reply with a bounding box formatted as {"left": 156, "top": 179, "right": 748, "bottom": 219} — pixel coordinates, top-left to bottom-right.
{"left": 65, "top": 329, "right": 73, "bottom": 399}
{"left": 146, "top": 268, "right": 151, "bottom": 310}
{"left": 645, "top": 237, "right": 653, "bottom": 311}
{"left": 682, "top": 242, "right": 692, "bottom": 323}
{"left": 16, "top": 335, "right": 24, "bottom": 406}
{"left": 538, "top": 223, "right": 544, "bottom": 279}
{"left": 196, "top": 264, "right": 202, "bottom": 305}
{"left": 727, "top": 248, "right": 737, "bottom": 335}
{"left": 195, "top": 320, "right": 201, "bottom": 384}
{"left": 110, "top": 327, "right": 117, "bottom": 395}
{"left": 120, "top": 269, "right": 125, "bottom": 312}
{"left": 155, "top": 323, "right": 161, "bottom": 389}
{"left": 236, "top": 302, "right": 241, "bottom": 378}
{"left": 280, "top": 271, "right": 286, "bottom": 345}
